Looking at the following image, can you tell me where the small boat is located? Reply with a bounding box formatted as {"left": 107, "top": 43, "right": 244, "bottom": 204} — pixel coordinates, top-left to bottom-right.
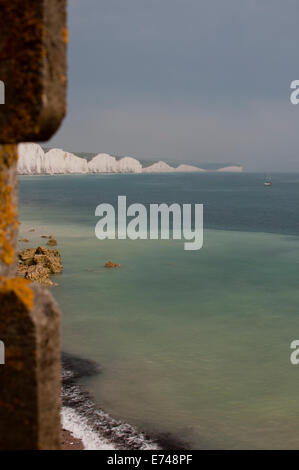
{"left": 264, "top": 176, "right": 272, "bottom": 186}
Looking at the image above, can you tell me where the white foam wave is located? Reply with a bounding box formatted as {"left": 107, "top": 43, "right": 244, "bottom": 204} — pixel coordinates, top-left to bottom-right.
{"left": 62, "top": 406, "right": 116, "bottom": 450}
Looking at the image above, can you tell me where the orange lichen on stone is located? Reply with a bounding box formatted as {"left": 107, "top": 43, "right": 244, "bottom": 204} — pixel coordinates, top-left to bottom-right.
{"left": 0, "top": 145, "right": 18, "bottom": 265}
{"left": 0, "top": 277, "right": 34, "bottom": 311}
{"left": 62, "top": 27, "right": 69, "bottom": 44}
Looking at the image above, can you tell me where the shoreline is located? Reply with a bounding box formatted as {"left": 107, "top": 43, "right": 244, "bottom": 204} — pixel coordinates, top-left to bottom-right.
{"left": 61, "top": 428, "right": 84, "bottom": 450}
{"left": 61, "top": 352, "right": 188, "bottom": 451}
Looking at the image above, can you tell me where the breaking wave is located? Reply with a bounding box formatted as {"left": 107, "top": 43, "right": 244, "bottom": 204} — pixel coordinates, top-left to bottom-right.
{"left": 61, "top": 352, "right": 160, "bottom": 450}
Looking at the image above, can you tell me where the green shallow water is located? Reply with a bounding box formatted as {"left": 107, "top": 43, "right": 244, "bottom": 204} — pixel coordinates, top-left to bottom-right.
{"left": 18, "top": 173, "right": 299, "bottom": 449}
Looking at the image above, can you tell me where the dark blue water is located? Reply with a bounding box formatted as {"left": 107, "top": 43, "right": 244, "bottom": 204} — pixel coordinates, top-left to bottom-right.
{"left": 19, "top": 173, "right": 299, "bottom": 235}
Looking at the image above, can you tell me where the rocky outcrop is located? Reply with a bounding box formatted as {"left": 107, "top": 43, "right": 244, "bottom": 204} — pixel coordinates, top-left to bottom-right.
{"left": 104, "top": 261, "right": 121, "bottom": 268}
{"left": 25, "top": 265, "right": 52, "bottom": 285}
{"left": 17, "top": 246, "right": 63, "bottom": 286}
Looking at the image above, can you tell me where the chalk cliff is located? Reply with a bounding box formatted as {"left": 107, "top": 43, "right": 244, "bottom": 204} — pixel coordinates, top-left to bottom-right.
{"left": 175, "top": 164, "right": 206, "bottom": 172}
{"left": 18, "top": 144, "right": 88, "bottom": 174}
{"left": 142, "top": 161, "right": 176, "bottom": 173}
{"left": 216, "top": 165, "right": 243, "bottom": 173}
{"left": 88, "top": 154, "right": 142, "bottom": 173}
{"left": 17, "top": 144, "right": 243, "bottom": 174}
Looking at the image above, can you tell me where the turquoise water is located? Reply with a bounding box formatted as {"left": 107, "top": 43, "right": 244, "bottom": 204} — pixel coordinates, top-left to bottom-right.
{"left": 19, "top": 173, "right": 299, "bottom": 449}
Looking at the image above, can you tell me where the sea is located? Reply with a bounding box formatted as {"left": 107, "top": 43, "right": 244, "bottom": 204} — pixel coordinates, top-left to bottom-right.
{"left": 18, "top": 172, "right": 299, "bottom": 449}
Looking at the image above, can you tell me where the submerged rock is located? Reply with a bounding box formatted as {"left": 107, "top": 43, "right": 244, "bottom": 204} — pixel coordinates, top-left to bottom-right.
{"left": 17, "top": 246, "right": 63, "bottom": 286}
{"left": 47, "top": 237, "right": 58, "bottom": 246}
{"left": 104, "top": 261, "right": 121, "bottom": 268}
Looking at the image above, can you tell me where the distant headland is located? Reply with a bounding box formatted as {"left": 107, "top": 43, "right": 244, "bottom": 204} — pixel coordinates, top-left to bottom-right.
{"left": 17, "top": 143, "right": 243, "bottom": 175}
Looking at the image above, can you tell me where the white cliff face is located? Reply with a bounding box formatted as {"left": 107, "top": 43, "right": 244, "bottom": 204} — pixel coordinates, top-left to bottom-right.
{"left": 143, "top": 162, "right": 207, "bottom": 173}
{"left": 88, "top": 154, "right": 118, "bottom": 173}
{"left": 217, "top": 165, "right": 243, "bottom": 173}
{"left": 44, "top": 149, "right": 89, "bottom": 174}
{"left": 18, "top": 143, "right": 46, "bottom": 174}
{"left": 175, "top": 164, "right": 206, "bottom": 172}
{"left": 88, "top": 154, "right": 142, "bottom": 173}
{"left": 18, "top": 144, "right": 88, "bottom": 174}
{"left": 143, "top": 161, "right": 176, "bottom": 173}
{"left": 117, "top": 156, "right": 142, "bottom": 173}
{"left": 17, "top": 143, "right": 243, "bottom": 174}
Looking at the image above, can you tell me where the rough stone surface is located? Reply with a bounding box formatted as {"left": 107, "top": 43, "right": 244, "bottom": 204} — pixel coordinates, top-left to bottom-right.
{"left": 0, "top": 0, "right": 67, "bottom": 143}
{"left": 0, "top": 0, "right": 67, "bottom": 451}
{"left": 18, "top": 248, "right": 37, "bottom": 265}
{"left": 17, "top": 246, "right": 62, "bottom": 286}
{"left": 0, "top": 145, "right": 18, "bottom": 277}
{"left": 25, "top": 264, "right": 54, "bottom": 286}
{"left": 0, "top": 283, "right": 61, "bottom": 449}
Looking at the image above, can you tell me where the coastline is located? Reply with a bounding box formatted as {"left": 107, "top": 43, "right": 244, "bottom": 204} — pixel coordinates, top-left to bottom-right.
{"left": 18, "top": 173, "right": 299, "bottom": 449}
{"left": 61, "top": 352, "right": 188, "bottom": 451}
{"left": 17, "top": 143, "right": 243, "bottom": 175}
{"left": 61, "top": 428, "right": 84, "bottom": 450}
{"left": 16, "top": 226, "right": 189, "bottom": 451}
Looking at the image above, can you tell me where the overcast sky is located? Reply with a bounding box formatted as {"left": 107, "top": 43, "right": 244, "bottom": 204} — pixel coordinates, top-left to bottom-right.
{"left": 48, "top": 0, "right": 299, "bottom": 171}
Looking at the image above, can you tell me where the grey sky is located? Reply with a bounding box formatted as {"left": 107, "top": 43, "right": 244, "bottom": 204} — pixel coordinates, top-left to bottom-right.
{"left": 49, "top": 0, "right": 299, "bottom": 171}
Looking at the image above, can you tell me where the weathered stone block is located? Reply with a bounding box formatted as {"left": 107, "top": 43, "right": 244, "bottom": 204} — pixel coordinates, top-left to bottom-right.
{"left": 0, "top": 282, "right": 61, "bottom": 450}
{"left": 0, "top": 0, "right": 67, "bottom": 143}
{"left": 0, "top": 145, "right": 18, "bottom": 277}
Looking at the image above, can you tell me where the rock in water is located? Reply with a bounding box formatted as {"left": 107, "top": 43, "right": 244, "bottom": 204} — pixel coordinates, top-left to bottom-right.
{"left": 17, "top": 246, "right": 63, "bottom": 286}
{"left": 25, "top": 265, "right": 55, "bottom": 286}
{"left": 18, "top": 248, "right": 37, "bottom": 265}
{"left": 47, "top": 237, "right": 58, "bottom": 246}
{"left": 104, "top": 261, "right": 121, "bottom": 268}
{"left": 34, "top": 247, "right": 62, "bottom": 274}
